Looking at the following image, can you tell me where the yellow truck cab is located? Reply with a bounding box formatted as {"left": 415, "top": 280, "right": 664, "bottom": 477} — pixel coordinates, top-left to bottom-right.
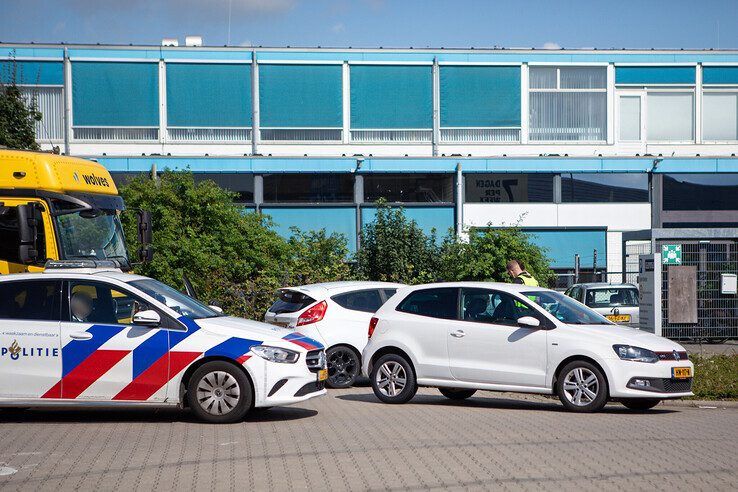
{"left": 0, "top": 150, "right": 149, "bottom": 274}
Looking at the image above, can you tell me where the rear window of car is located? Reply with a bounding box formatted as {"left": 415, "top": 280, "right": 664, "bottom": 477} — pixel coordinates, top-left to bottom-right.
{"left": 331, "top": 289, "right": 383, "bottom": 313}
{"left": 584, "top": 288, "right": 639, "bottom": 308}
{"left": 269, "top": 290, "right": 316, "bottom": 314}
{"left": 0, "top": 280, "right": 61, "bottom": 321}
{"left": 396, "top": 288, "right": 458, "bottom": 320}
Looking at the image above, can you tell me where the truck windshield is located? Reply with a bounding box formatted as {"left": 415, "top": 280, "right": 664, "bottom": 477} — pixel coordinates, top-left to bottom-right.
{"left": 55, "top": 210, "right": 129, "bottom": 269}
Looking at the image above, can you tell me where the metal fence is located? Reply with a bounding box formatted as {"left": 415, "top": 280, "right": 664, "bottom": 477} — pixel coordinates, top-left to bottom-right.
{"left": 661, "top": 240, "right": 738, "bottom": 342}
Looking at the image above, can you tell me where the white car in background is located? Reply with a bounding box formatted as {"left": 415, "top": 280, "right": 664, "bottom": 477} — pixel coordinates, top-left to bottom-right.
{"left": 564, "top": 283, "right": 640, "bottom": 326}
{"left": 362, "top": 282, "right": 693, "bottom": 412}
{"left": 264, "top": 281, "right": 404, "bottom": 388}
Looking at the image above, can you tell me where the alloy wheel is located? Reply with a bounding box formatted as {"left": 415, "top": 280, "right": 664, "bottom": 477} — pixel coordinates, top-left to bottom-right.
{"left": 375, "top": 361, "right": 406, "bottom": 397}
{"left": 328, "top": 348, "right": 358, "bottom": 386}
{"left": 196, "top": 370, "right": 241, "bottom": 416}
{"left": 562, "top": 367, "right": 599, "bottom": 406}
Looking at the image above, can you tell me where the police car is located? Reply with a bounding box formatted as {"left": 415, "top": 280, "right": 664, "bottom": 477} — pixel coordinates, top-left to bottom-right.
{"left": 0, "top": 261, "right": 327, "bottom": 423}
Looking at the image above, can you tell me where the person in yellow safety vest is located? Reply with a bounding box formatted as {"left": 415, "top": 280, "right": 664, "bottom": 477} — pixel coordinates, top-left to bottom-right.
{"left": 506, "top": 259, "right": 539, "bottom": 286}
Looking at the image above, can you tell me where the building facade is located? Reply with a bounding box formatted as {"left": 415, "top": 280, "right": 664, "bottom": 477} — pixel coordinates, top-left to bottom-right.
{"left": 2, "top": 43, "right": 737, "bottom": 285}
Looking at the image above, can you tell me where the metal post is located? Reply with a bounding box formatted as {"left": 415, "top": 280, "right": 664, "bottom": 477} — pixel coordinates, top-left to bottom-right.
{"left": 251, "top": 51, "right": 259, "bottom": 155}
{"left": 254, "top": 175, "right": 263, "bottom": 212}
{"left": 593, "top": 249, "right": 598, "bottom": 281}
{"left": 455, "top": 162, "right": 463, "bottom": 237}
{"left": 574, "top": 254, "right": 580, "bottom": 284}
{"left": 432, "top": 56, "right": 440, "bottom": 157}
{"left": 354, "top": 173, "right": 363, "bottom": 251}
{"left": 62, "top": 47, "right": 71, "bottom": 155}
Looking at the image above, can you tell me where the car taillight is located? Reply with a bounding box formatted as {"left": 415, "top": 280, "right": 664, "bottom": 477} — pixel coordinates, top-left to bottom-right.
{"left": 297, "top": 300, "right": 327, "bottom": 326}
{"left": 368, "top": 317, "right": 379, "bottom": 339}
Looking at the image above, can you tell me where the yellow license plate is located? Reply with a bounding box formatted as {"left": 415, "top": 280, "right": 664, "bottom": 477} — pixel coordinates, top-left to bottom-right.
{"left": 318, "top": 369, "right": 328, "bottom": 381}
{"left": 606, "top": 314, "right": 631, "bottom": 323}
{"left": 672, "top": 367, "right": 692, "bottom": 379}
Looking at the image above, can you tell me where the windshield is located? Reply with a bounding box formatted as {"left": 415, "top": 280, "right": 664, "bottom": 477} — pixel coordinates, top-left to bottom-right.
{"left": 55, "top": 210, "right": 129, "bottom": 269}
{"left": 525, "top": 290, "right": 614, "bottom": 325}
{"left": 585, "top": 288, "right": 639, "bottom": 308}
{"left": 129, "top": 278, "right": 222, "bottom": 319}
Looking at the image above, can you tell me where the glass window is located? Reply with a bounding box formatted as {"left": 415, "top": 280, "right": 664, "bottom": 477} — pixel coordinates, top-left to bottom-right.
{"left": 461, "top": 288, "right": 536, "bottom": 326}
{"left": 584, "top": 288, "right": 639, "bottom": 308}
{"left": 382, "top": 288, "right": 398, "bottom": 300}
{"left": 525, "top": 290, "right": 613, "bottom": 325}
{"left": 128, "top": 278, "right": 222, "bottom": 320}
{"left": 263, "top": 174, "right": 354, "bottom": 203}
{"left": 646, "top": 92, "right": 694, "bottom": 141}
{"left": 364, "top": 174, "right": 454, "bottom": 203}
{"left": 332, "top": 290, "right": 383, "bottom": 313}
{"left": 0, "top": 205, "right": 46, "bottom": 264}
{"left": 529, "top": 66, "right": 607, "bottom": 141}
{"left": 703, "top": 92, "right": 738, "bottom": 141}
{"left": 619, "top": 95, "right": 641, "bottom": 141}
{"left": 269, "top": 290, "right": 317, "bottom": 314}
{"left": 397, "top": 288, "right": 458, "bottom": 320}
{"left": 194, "top": 173, "right": 254, "bottom": 203}
{"left": 55, "top": 210, "right": 128, "bottom": 267}
{"left": 68, "top": 281, "right": 150, "bottom": 324}
{"left": 663, "top": 174, "right": 738, "bottom": 211}
{"left": 0, "top": 280, "right": 60, "bottom": 321}
{"left": 561, "top": 174, "right": 649, "bottom": 203}
{"left": 465, "top": 174, "right": 554, "bottom": 203}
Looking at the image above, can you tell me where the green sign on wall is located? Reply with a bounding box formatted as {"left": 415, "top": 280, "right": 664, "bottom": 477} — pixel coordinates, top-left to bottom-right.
{"left": 662, "top": 244, "right": 682, "bottom": 265}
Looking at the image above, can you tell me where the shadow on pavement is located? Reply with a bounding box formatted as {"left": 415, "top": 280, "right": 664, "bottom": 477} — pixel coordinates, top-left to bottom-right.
{"left": 335, "top": 391, "right": 678, "bottom": 414}
{"left": 0, "top": 405, "right": 318, "bottom": 424}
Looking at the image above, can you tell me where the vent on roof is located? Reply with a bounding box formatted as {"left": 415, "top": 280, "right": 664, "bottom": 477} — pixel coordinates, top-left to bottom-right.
{"left": 162, "top": 38, "right": 179, "bottom": 47}
{"left": 185, "top": 36, "right": 203, "bottom": 47}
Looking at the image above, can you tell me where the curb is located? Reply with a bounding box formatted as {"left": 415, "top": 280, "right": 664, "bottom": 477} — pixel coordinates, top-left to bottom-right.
{"left": 659, "top": 399, "right": 738, "bottom": 408}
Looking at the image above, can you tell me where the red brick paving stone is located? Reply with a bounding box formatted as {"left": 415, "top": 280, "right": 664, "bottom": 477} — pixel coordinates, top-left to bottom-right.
{"left": 0, "top": 388, "right": 736, "bottom": 491}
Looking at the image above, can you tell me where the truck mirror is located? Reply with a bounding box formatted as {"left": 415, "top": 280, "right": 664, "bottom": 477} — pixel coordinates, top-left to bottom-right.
{"left": 137, "top": 210, "right": 153, "bottom": 263}
{"left": 17, "top": 204, "right": 39, "bottom": 264}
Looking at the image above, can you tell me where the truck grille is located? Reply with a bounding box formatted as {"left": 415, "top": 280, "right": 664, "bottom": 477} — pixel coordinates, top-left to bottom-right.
{"left": 305, "top": 349, "right": 325, "bottom": 373}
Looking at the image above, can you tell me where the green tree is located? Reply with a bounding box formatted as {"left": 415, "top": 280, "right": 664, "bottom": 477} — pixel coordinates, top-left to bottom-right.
{"left": 0, "top": 58, "right": 41, "bottom": 150}
{"left": 355, "top": 201, "right": 442, "bottom": 284}
{"left": 119, "top": 171, "right": 351, "bottom": 318}
{"left": 439, "top": 227, "right": 555, "bottom": 287}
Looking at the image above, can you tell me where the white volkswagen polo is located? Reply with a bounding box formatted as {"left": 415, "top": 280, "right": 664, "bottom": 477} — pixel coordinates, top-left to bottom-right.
{"left": 0, "top": 263, "right": 327, "bottom": 423}
{"left": 362, "top": 282, "right": 694, "bottom": 412}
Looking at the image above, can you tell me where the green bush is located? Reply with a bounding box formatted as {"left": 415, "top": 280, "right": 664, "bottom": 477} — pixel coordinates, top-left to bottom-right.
{"left": 690, "top": 354, "right": 738, "bottom": 400}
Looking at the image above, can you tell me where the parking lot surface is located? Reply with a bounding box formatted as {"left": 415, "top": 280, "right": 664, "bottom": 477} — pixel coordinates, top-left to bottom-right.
{"left": 0, "top": 387, "right": 736, "bottom": 491}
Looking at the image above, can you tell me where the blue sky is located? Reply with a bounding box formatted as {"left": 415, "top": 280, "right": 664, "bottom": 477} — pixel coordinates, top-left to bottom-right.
{"left": 2, "top": 0, "right": 737, "bottom": 49}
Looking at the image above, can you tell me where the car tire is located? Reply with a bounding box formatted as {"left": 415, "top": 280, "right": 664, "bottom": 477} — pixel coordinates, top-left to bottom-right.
{"left": 620, "top": 398, "right": 661, "bottom": 411}
{"left": 187, "top": 361, "right": 253, "bottom": 424}
{"left": 370, "top": 353, "right": 417, "bottom": 404}
{"left": 556, "top": 360, "right": 608, "bottom": 413}
{"left": 326, "top": 346, "right": 360, "bottom": 389}
{"left": 439, "top": 388, "right": 477, "bottom": 400}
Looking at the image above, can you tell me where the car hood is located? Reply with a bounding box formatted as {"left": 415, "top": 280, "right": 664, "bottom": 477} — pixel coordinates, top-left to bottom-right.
{"left": 563, "top": 323, "right": 685, "bottom": 352}
{"left": 195, "top": 316, "right": 325, "bottom": 350}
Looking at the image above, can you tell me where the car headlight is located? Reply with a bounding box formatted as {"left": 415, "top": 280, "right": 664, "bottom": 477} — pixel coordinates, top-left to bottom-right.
{"left": 251, "top": 345, "right": 299, "bottom": 364}
{"left": 613, "top": 345, "right": 659, "bottom": 363}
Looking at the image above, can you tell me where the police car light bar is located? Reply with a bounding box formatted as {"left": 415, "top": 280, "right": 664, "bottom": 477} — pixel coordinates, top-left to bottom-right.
{"left": 44, "top": 259, "right": 122, "bottom": 270}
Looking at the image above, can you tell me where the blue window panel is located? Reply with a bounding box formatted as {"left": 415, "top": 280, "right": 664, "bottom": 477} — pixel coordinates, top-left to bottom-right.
{"left": 0, "top": 60, "right": 63, "bottom": 85}
{"left": 362, "top": 206, "right": 455, "bottom": 240}
{"left": 703, "top": 67, "right": 738, "bottom": 85}
{"left": 167, "top": 63, "right": 251, "bottom": 127}
{"left": 523, "top": 229, "right": 606, "bottom": 269}
{"left": 615, "top": 66, "right": 695, "bottom": 85}
{"left": 259, "top": 64, "right": 342, "bottom": 128}
{"left": 351, "top": 65, "right": 433, "bottom": 129}
{"left": 261, "top": 207, "right": 357, "bottom": 253}
{"left": 440, "top": 66, "right": 520, "bottom": 127}
{"left": 72, "top": 62, "right": 159, "bottom": 127}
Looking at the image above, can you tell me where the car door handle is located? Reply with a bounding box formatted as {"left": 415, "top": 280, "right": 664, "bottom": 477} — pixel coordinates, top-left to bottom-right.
{"left": 70, "top": 332, "right": 93, "bottom": 340}
{"left": 450, "top": 330, "right": 466, "bottom": 338}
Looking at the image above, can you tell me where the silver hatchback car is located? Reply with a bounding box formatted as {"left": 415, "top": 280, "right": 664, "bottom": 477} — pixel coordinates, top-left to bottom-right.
{"left": 564, "top": 283, "right": 639, "bottom": 326}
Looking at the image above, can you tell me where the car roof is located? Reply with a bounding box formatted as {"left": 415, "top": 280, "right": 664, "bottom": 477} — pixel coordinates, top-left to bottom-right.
{"left": 281, "top": 281, "right": 406, "bottom": 297}
{"left": 0, "top": 269, "right": 149, "bottom": 283}
{"left": 400, "top": 281, "right": 551, "bottom": 294}
{"left": 571, "top": 282, "right": 637, "bottom": 289}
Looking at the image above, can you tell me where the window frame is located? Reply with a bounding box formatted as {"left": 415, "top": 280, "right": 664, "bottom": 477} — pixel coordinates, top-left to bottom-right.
{"left": 459, "top": 287, "right": 554, "bottom": 329}
{"left": 62, "top": 279, "right": 183, "bottom": 330}
{"left": 363, "top": 173, "right": 455, "bottom": 205}
{"left": 528, "top": 65, "right": 608, "bottom": 144}
{"left": 701, "top": 88, "right": 738, "bottom": 143}
{"left": 560, "top": 172, "right": 650, "bottom": 204}
{"left": 261, "top": 173, "right": 356, "bottom": 204}
{"left": 396, "top": 287, "right": 460, "bottom": 320}
{"left": 0, "top": 279, "right": 63, "bottom": 322}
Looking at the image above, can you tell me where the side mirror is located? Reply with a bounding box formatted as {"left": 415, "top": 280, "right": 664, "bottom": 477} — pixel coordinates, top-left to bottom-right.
{"left": 209, "top": 305, "right": 224, "bottom": 314}
{"left": 17, "top": 204, "right": 39, "bottom": 264}
{"left": 132, "top": 309, "right": 161, "bottom": 327}
{"left": 517, "top": 316, "right": 541, "bottom": 328}
{"left": 137, "top": 210, "right": 153, "bottom": 263}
